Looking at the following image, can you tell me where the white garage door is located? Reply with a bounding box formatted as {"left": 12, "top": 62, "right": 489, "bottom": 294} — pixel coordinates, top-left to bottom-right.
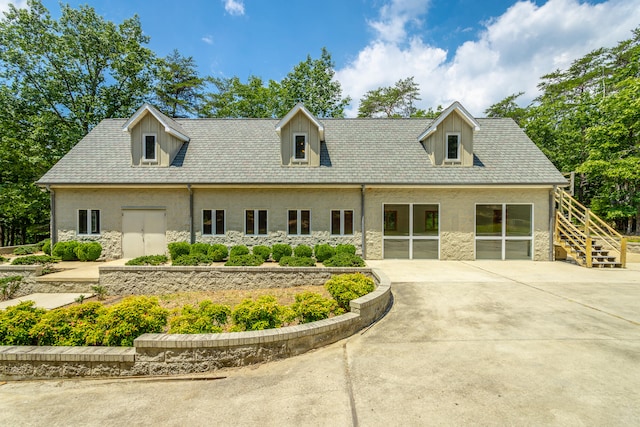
{"left": 122, "top": 210, "right": 167, "bottom": 258}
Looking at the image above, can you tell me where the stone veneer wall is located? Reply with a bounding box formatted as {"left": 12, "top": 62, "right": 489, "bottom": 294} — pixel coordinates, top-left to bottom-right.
{"left": 0, "top": 266, "right": 41, "bottom": 297}
{"left": 0, "top": 269, "right": 391, "bottom": 380}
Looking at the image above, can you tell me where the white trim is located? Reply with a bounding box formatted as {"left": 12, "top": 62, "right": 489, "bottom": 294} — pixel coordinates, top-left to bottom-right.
{"left": 142, "top": 133, "right": 158, "bottom": 163}
{"left": 292, "top": 133, "right": 308, "bottom": 162}
{"left": 122, "top": 103, "right": 190, "bottom": 142}
{"left": 202, "top": 209, "right": 225, "bottom": 236}
{"left": 275, "top": 103, "right": 325, "bottom": 140}
{"left": 445, "top": 132, "right": 461, "bottom": 162}
{"left": 287, "top": 209, "right": 311, "bottom": 235}
{"left": 245, "top": 209, "right": 268, "bottom": 236}
{"left": 474, "top": 203, "right": 534, "bottom": 260}
{"left": 77, "top": 208, "right": 101, "bottom": 235}
{"left": 382, "top": 203, "right": 440, "bottom": 259}
{"left": 330, "top": 209, "right": 354, "bottom": 236}
{"left": 418, "top": 101, "right": 480, "bottom": 141}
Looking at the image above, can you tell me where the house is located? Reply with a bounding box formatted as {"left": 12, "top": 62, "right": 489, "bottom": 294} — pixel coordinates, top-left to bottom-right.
{"left": 37, "top": 101, "right": 567, "bottom": 261}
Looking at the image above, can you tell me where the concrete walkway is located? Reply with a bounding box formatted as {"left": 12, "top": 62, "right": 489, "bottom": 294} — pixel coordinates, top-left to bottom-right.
{"left": 35, "top": 258, "right": 130, "bottom": 282}
{"left": 0, "top": 293, "right": 93, "bottom": 310}
{"left": 1, "top": 261, "right": 639, "bottom": 426}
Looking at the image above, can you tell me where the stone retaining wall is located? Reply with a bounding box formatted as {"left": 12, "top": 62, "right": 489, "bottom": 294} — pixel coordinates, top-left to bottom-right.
{"left": 0, "top": 269, "right": 391, "bottom": 380}
{"left": 0, "top": 266, "right": 41, "bottom": 297}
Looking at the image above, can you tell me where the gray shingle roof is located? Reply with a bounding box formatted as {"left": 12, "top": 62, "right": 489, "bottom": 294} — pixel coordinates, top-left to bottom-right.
{"left": 37, "top": 117, "right": 567, "bottom": 186}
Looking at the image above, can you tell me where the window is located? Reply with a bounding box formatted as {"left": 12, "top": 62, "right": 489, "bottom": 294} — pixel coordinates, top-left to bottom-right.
{"left": 331, "top": 210, "right": 354, "bottom": 235}
{"left": 245, "top": 209, "right": 268, "bottom": 235}
{"left": 78, "top": 209, "right": 100, "bottom": 235}
{"left": 203, "top": 209, "right": 225, "bottom": 235}
{"left": 383, "top": 204, "right": 439, "bottom": 259}
{"left": 143, "top": 134, "right": 157, "bottom": 162}
{"left": 288, "top": 210, "right": 310, "bottom": 235}
{"left": 293, "top": 133, "right": 307, "bottom": 161}
{"left": 475, "top": 204, "right": 533, "bottom": 260}
{"left": 446, "top": 133, "right": 460, "bottom": 161}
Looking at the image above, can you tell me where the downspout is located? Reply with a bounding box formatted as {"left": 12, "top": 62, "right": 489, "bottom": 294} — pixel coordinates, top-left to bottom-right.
{"left": 361, "top": 184, "right": 366, "bottom": 259}
{"left": 549, "top": 186, "right": 556, "bottom": 261}
{"left": 188, "top": 184, "right": 195, "bottom": 244}
{"left": 47, "top": 185, "right": 57, "bottom": 247}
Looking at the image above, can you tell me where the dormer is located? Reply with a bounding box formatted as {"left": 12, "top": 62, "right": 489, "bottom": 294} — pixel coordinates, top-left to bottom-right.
{"left": 122, "top": 103, "right": 190, "bottom": 167}
{"left": 418, "top": 101, "right": 480, "bottom": 167}
{"left": 275, "top": 103, "right": 324, "bottom": 167}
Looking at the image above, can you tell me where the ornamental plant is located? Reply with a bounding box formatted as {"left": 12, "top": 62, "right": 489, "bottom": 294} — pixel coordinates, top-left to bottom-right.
{"left": 0, "top": 301, "right": 45, "bottom": 345}
{"left": 168, "top": 300, "right": 231, "bottom": 334}
{"left": 75, "top": 242, "right": 102, "bottom": 261}
{"left": 172, "top": 253, "right": 212, "bottom": 266}
{"left": 52, "top": 241, "right": 80, "bottom": 261}
{"left": 11, "top": 255, "right": 58, "bottom": 265}
{"left": 278, "top": 256, "right": 316, "bottom": 267}
{"left": 289, "top": 292, "right": 339, "bottom": 323}
{"left": 30, "top": 302, "right": 105, "bottom": 346}
{"left": 323, "top": 253, "right": 365, "bottom": 267}
{"left": 313, "top": 244, "right": 336, "bottom": 262}
{"left": 231, "top": 295, "right": 289, "bottom": 331}
{"left": 208, "top": 244, "right": 228, "bottom": 261}
{"left": 324, "top": 273, "right": 375, "bottom": 311}
{"left": 168, "top": 242, "right": 191, "bottom": 260}
{"left": 189, "top": 242, "right": 211, "bottom": 256}
{"left": 271, "top": 244, "right": 292, "bottom": 262}
{"left": 252, "top": 245, "right": 271, "bottom": 262}
{"left": 229, "top": 245, "right": 250, "bottom": 257}
{"left": 293, "top": 244, "right": 313, "bottom": 258}
{"left": 125, "top": 255, "right": 168, "bottom": 266}
{"left": 335, "top": 244, "right": 356, "bottom": 255}
{"left": 224, "top": 254, "right": 264, "bottom": 266}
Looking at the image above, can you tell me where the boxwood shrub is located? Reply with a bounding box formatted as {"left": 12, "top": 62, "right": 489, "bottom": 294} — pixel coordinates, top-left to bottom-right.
{"left": 190, "top": 242, "right": 211, "bottom": 256}
{"left": 314, "top": 244, "right": 336, "bottom": 262}
{"left": 252, "top": 245, "right": 271, "bottom": 262}
{"left": 323, "top": 253, "right": 366, "bottom": 267}
{"left": 125, "top": 255, "right": 169, "bottom": 266}
{"left": 230, "top": 245, "right": 250, "bottom": 257}
{"left": 168, "top": 242, "right": 191, "bottom": 261}
{"left": 335, "top": 244, "right": 356, "bottom": 255}
{"left": 52, "top": 241, "right": 80, "bottom": 261}
{"left": 42, "top": 239, "right": 51, "bottom": 255}
{"left": 278, "top": 256, "right": 316, "bottom": 267}
{"left": 208, "top": 244, "right": 228, "bottom": 262}
{"left": 76, "top": 242, "right": 102, "bottom": 261}
{"left": 172, "top": 253, "right": 212, "bottom": 266}
{"left": 324, "top": 273, "right": 375, "bottom": 311}
{"left": 271, "top": 244, "right": 292, "bottom": 262}
{"left": 293, "top": 244, "right": 313, "bottom": 258}
{"left": 224, "top": 254, "right": 264, "bottom": 266}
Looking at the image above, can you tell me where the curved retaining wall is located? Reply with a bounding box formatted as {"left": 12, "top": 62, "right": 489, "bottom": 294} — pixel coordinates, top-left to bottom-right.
{"left": 0, "top": 269, "right": 391, "bottom": 380}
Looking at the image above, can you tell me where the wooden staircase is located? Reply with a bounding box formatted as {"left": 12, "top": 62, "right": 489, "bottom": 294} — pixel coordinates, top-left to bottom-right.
{"left": 554, "top": 188, "right": 627, "bottom": 268}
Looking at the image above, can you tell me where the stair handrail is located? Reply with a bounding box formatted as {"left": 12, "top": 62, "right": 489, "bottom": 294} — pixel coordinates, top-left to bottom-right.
{"left": 555, "top": 213, "right": 589, "bottom": 267}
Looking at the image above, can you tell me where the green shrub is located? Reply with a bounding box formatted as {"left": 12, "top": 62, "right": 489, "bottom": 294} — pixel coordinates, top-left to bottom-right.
{"left": 323, "top": 253, "right": 366, "bottom": 267}
{"left": 168, "top": 242, "right": 191, "bottom": 261}
{"left": 335, "top": 244, "right": 357, "bottom": 255}
{"left": 314, "top": 244, "right": 336, "bottom": 262}
{"left": 93, "top": 296, "right": 169, "bottom": 346}
{"left": 271, "top": 244, "right": 292, "bottom": 262}
{"left": 42, "top": 239, "right": 51, "bottom": 255}
{"left": 0, "top": 256, "right": 8, "bottom": 264}
{"left": 252, "top": 245, "right": 271, "bottom": 262}
{"left": 172, "top": 253, "right": 212, "bottom": 266}
{"left": 190, "top": 242, "right": 211, "bottom": 256}
{"left": 91, "top": 285, "right": 108, "bottom": 300}
{"left": 0, "top": 301, "right": 45, "bottom": 345}
{"left": 13, "top": 245, "right": 37, "bottom": 256}
{"left": 0, "top": 276, "right": 22, "bottom": 301}
{"left": 169, "top": 300, "right": 230, "bottom": 334}
{"left": 325, "top": 273, "right": 375, "bottom": 311}
{"left": 208, "top": 244, "right": 228, "bottom": 262}
{"left": 30, "top": 302, "right": 105, "bottom": 346}
{"left": 224, "top": 254, "right": 264, "bottom": 266}
{"left": 294, "top": 244, "right": 313, "bottom": 258}
{"left": 125, "top": 255, "right": 169, "bottom": 266}
{"left": 289, "top": 292, "right": 338, "bottom": 323}
{"left": 11, "top": 255, "right": 58, "bottom": 265}
{"left": 75, "top": 242, "right": 102, "bottom": 261}
{"left": 279, "top": 256, "right": 316, "bottom": 267}
{"left": 230, "top": 245, "right": 250, "bottom": 257}
{"left": 231, "top": 295, "right": 288, "bottom": 331}
{"left": 52, "top": 241, "right": 80, "bottom": 261}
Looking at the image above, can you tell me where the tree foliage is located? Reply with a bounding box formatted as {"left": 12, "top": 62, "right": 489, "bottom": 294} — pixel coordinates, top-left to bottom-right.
{"left": 357, "top": 77, "right": 422, "bottom": 118}
{"left": 154, "top": 49, "right": 208, "bottom": 117}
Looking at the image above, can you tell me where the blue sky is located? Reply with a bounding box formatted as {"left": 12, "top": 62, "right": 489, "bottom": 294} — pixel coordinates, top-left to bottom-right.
{"left": 4, "top": 0, "right": 640, "bottom": 116}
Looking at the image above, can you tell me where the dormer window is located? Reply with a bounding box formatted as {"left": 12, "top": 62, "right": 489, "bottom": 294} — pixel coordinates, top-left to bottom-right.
{"left": 446, "top": 133, "right": 461, "bottom": 162}
{"left": 143, "top": 134, "right": 157, "bottom": 162}
{"left": 293, "top": 133, "right": 307, "bottom": 162}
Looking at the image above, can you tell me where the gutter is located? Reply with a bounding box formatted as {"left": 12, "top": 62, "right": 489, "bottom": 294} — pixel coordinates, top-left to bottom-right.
{"left": 549, "top": 186, "right": 556, "bottom": 261}
{"left": 46, "top": 185, "right": 57, "bottom": 247}
{"left": 187, "top": 184, "right": 194, "bottom": 244}
{"left": 361, "top": 184, "right": 366, "bottom": 259}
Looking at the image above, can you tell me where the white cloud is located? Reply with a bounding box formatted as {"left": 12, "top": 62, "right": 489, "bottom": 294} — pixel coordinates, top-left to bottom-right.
{"left": 202, "top": 35, "right": 214, "bottom": 45}
{"left": 367, "top": 0, "right": 431, "bottom": 43}
{"left": 0, "top": 0, "right": 28, "bottom": 14}
{"left": 337, "top": 0, "right": 640, "bottom": 117}
{"left": 223, "top": 0, "right": 245, "bottom": 16}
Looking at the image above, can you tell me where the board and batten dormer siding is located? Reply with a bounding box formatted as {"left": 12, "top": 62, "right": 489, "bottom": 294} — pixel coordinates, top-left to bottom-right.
{"left": 426, "top": 110, "right": 475, "bottom": 167}
{"left": 130, "top": 113, "right": 184, "bottom": 167}
{"left": 280, "top": 111, "right": 321, "bottom": 167}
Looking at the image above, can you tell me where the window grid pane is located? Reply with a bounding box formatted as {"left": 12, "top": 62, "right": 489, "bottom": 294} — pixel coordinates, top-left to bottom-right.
{"left": 144, "top": 135, "right": 155, "bottom": 160}
{"left": 506, "top": 205, "right": 532, "bottom": 236}
{"left": 215, "top": 210, "right": 225, "bottom": 235}
{"left": 331, "top": 211, "right": 341, "bottom": 235}
{"left": 344, "top": 210, "right": 353, "bottom": 235}
{"left": 91, "top": 210, "right": 100, "bottom": 234}
{"left": 258, "top": 210, "right": 267, "bottom": 235}
{"left": 288, "top": 210, "right": 297, "bottom": 235}
{"left": 203, "top": 210, "right": 212, "bottom": 235}
{"left": 301, "top": 210, "right": 310, "bottom": 235}
{"left": 447, "top": 135, "right": 459, "bottom": 160}
{"left": 294, "top": 135, "right": 306, "bottom": 160}
{"left": 78, "top": 210, "right": 88, "bottom": 234}
{"left": 246, "top": 210, "right": 254, "bottom": 235}
{"left": 476, "top": 204, "right": 502, "bottom": 236}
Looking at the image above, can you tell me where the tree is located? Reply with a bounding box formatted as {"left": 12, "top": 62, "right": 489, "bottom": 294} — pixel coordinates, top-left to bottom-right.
{"left": 154, "top": 49, "right": 207, "bottom": 118}
{"left": 203, "top": 75, "right": 280, "bottom": 118}
{"left": 484, "top": 92, "right": 527, "bottom": 126}
{"left": 278, "top": 48, "right": 351, "bottom": 118}
{"left": 357, "top": 77, "right": 421, "bottom": 118}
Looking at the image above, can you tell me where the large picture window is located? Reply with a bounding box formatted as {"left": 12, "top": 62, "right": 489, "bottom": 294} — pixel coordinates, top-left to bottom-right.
{"left": 383, "top": 204, "right": 439, "bottom": 259}
{"left": 78, "top": 209, "right": 100, "bottom": 235}
{"left": 475, "top": 204, "right": 532, "bottom": 260}
{"left": 288, "top": 210, "right": 310, "bottom": 235}
{"left": 203, "top": 209, "right": 225, "bottom": 235}
{"left": 331, "top": 210, "right": 354, "bottom": 235}
{"left": 245, "top": 209, "right": 268, "bottom": 235}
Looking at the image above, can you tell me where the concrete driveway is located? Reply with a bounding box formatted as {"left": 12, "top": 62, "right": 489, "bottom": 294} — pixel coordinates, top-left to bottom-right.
{"left": 1, "top": 261, "right": 639, "bottom": 426}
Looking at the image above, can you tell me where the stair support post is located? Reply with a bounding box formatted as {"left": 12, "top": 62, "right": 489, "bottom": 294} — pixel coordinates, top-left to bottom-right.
{"left": 620, "top": 238, "right": 627, "bottom": 268}
{"left": 586, "top": 237, "right": 593, "bottom": 268}
{"left": 584, "top": 208, "right": 590, "bottom": 236}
